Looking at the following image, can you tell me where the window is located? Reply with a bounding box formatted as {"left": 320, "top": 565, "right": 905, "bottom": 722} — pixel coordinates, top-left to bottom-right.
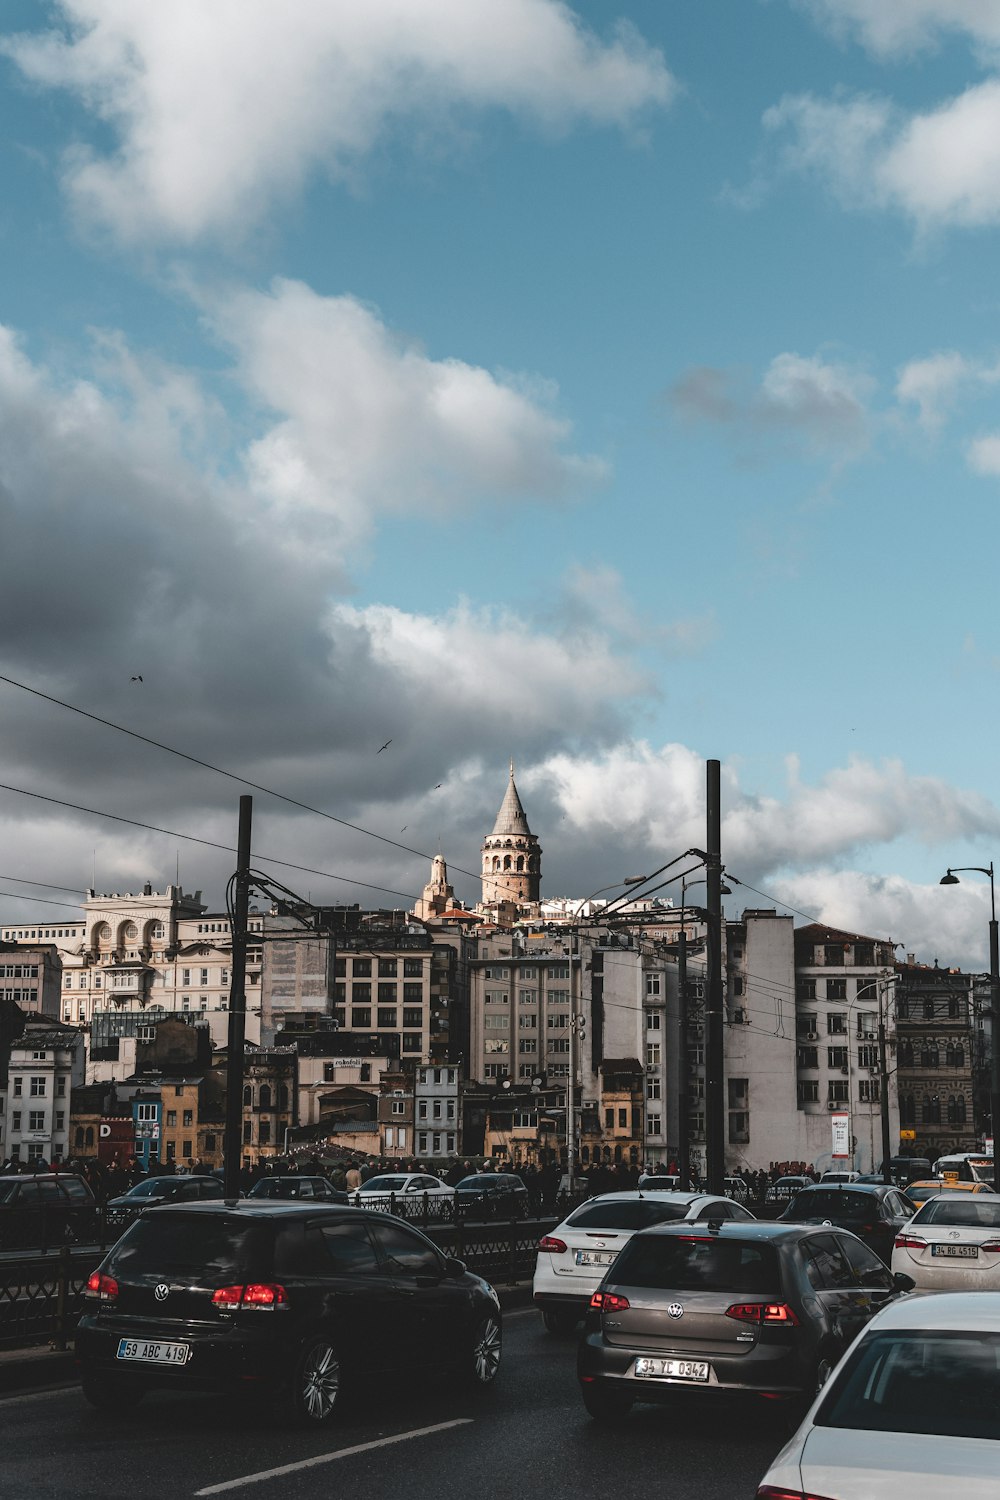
{"left": 403, "top": 984, "right": 423, "bottom": 1004}
{"left": 824, "top": 944, "right": 845, "bottom": 966}
{"left": 728, "top": 1112, "right": 749, "bottom": 1144}
{"left": 647, "top": 1114, "right": 662, "bottom": 1136}
{"left": 182, "top": 1140, "right": 192, "bottom": 1158}
{"left": 391, "top": 1100, "right": 406, "bottom": 1116}
{"left": 28, "top": 1111, "right": 45, "bottom": 1130}
{"left": 548, "top": 1037, "right": 570, "bottom": 1054}
{"left": 11, "top": 1111, "right": 20, "bottom": 1131}
{"left": 485, "top": 991, "right": 509, "bottom": 1005}
{"left": 372, "top": 1221, "right": 443, "bottom": 1279}
{"left": 518, "top": 1014, "right": 537, "bottom": 1029}
{"left": 858, "top": 1045, "right": 878, "bottom": 1069}
{"left": 797, "top": 980, "right": 816, "bottom": 1001}
{"left": 484, "top": 1064, "right": 508, "bottom": 1080}
{"left": 352, "top": 983, "right": 371, "bottom": 1004}
{"left": 377, "top": 1008, "right": 397, "bottom": 1027}
{"left": 922, "top": 1095, "right": 941, "bottom": 1124}
{"left": 826, "top": 978, "right": 847, "bottom": 1001}
{"left": 646, "top": 1042, "right": 661, "bottom": 1067}
{"left": 518, "top": 1038, "right": 537, "bottom": 1053}
{"left": 183, "top": 1110, "right": 193, "bottom": 1127}
{"left": 402, "top": 1033, "right": 421, "bottom": 1053}
{"left": 647, "top": 1013, "right": 662, "bottom": 1031}
{"left": 645, "top": 975, "right": 661, "bottom": 997}
{"left": 518, "top": 989, "right": 536, "bottom": 1004}
{"left": 484, "top": 1014, "right": 509, "bottom": 1030}
{"left": 166, "top": 1110, "right": 177, "bottom": 1126}
{"left": 947, "top": 1094, "right": 968, "bottom": 1125}
{"left": 797, "top": 1047, "right": 819, "bottom": 1069}
{"left": 921, "top": 1046, "right": 940, "bottom": 1068}
{"left": 797, "top": 1013, "right": 817, "bottom": 1036}
{"left": 899, "top": 1093, "right": 916, "bottom": 1126}
{"left": 798, "top": 1080, "right": 819, "bottom": 1103}
{"left": 403, "top": 959, "right": 423, "bottom": 977}
{"left": 727, "top": 1078, "right": 748, "bottom": 1108}
{"left": 856, "top": 1012, "right": 877, "bottom": 1036}
{"left": 827, "top": 1080, "right": 849, "bottom": 1103}
{"left": 859, "top": 1080, "right": 880, "bottom": 1103}
{"left": 547, "top": 1013, "right": 568, "bottom": 1029}
{"left": 827, "top": 1013, "right": 847, "bottom": 1035}
{"left": 946, "top": 1044, "right": 966, "bottom": 1069}
{"left": 828, "top": 1047, "right": 849, "bottom": 1069}
{"left": 647, "top": 1077, "right": 661, "bottom": 1101}
{"left": 352, "top": 959, "right": 372, "bottom": 978}
{"left": 200, "top": 968, "right": 209, "bottom": 985}
{"left": 378, "top": 958, "right": 397, "bottom": 978}
{"left": 377, "top": 983, "right": 397, "bottom": 1004}
{"left": 351, "top": 1008, "right": 371, "bottom": 1027}
{"left": 29, "top": 1077, "right": 45, "bottom": 1097}
{"left": 181, "top": 969, "right": 190, "bottom": 985}
{"left": 165, "top": 1141, "right": 176, "bottom": 1161}
{"left": 548, "top": 989, "right": 569, "bottom": 1005}
{"left": 549, "top": 965, "right": 569, "bottom": 980}
{"left": 403, "top": 1008, "right": 423, "bottom": 1027}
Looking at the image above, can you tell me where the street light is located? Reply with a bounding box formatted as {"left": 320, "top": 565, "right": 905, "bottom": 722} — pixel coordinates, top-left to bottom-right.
{"left": 939, "top": 863, "right": 1000, "bottom": 1192}
{"left": 674, "top": 874, "right": 731, "bottom": 1190}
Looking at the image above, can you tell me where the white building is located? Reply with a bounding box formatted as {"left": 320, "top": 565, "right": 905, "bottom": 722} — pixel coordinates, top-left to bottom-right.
{"left": 3, "top": 1018, "right": 85, "bottom": 1165}
{"left": 414, "top": 1062, "right": 461, "bottom": 1159}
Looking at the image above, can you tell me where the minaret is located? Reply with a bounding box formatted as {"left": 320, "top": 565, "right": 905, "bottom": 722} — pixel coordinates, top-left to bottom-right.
{"left": 414, "top": 852, "right": 455, "bottom": 919}
{"left": 481, "top": 762, "right": 542, "bottom": 908}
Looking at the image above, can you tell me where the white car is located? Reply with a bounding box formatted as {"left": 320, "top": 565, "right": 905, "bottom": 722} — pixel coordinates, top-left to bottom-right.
{"left": 820, "top": 1170, "right": 860, "bottom": 1184}
{"left": 756, "top": 1293, "right": 1000, "bottom": 1499}
{"left": 890, "top": 1192, "right": 1000, "bottom": 1291}
{"left": 532, "top": 1190, "right": 755, "bottom": 1334}
{"left": 351, "top": 1172, "right": 455, "bottom": 1219}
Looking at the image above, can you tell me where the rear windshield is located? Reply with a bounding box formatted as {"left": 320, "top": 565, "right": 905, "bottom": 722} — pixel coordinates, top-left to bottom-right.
{"left": 786, "top": 1190, "right": 874, "bottom": 1218}
{"left": 915, "top": 1200, "right": 1000, "bottom": 1228}
{"left": 816, "top": 1331, "right": 1000, "bottom": 1441}
{"left": 359, "top": 1177, "right": 408, "bottom": 1192}
{"left": 0, "top": 1180, "right": 19, "bottom": 1203}
{"left": 568, "top": 1201, "right": 691, "bottom": 1230}
{"left": 106, "top": 1213, "right": 263, "bottom": 1281}
{"left": 126, "top": 1178, "right": 185, "bottom": 1199}
{"left": 611, "top": 1235, "right": 779, "bottom": 1294}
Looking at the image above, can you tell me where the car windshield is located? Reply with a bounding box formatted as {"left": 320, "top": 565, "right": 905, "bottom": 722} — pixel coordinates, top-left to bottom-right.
{"left": 971, "top": 1163, "right": 996, "bottom": 1184}
{"left": 638, "top": 1178, "right": 680, "bottom": 1191}
{"left": 456, "top": 1177, "right": 497, "bottom": 1190}
{"left": 125, "top": 1178, "right": 184, "bottom": 1199}
{"left": 786, "top": 1189, "right": 874, "bottom": 1218}
{"left": 106, "top": 1213, "right": 262, "bottom": 1282}
{"left": 567, "top": 1201, "right": 690, "bottom": 1230}
{"left": 250, "top": 1180, "right": 296, "bottom": 1197}
{"left": 816, "top": 1331, "right": 1000, "bottom": 1441}
{"left": 610, "top": 1235, "right": 779, "bottom": 1294}
{"left": 915, "top": 1200, "right": 1000, "bottom": 1228}
{"left": 359, "top": 1176, "right": 408, "bottom": 1193}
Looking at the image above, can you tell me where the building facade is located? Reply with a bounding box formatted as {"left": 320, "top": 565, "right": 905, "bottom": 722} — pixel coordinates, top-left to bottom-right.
{"left": 894, "top": 961, "right": 979, "bottom": 1159}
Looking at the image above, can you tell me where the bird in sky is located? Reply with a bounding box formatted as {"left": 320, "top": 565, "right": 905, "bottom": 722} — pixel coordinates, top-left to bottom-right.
{"left": 376, "top": 739, "right": 392, "bottom": 754}
{"left": 400, "top": 826, "right": 407, "bottom": 832}
{"left": 434, "top": 783, "right": 442, "bottom": 790}
{"left": 130, "top": 675, "right": 143, "bottom": 683}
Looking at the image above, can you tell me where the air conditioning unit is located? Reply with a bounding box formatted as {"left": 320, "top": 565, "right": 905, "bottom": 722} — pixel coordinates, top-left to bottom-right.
{"left": 866, "top": 1032, "right": 876, "bottom": 1041}
{"left": 828, "top": 1101, "right": 841, "bottom": 1111}
{"left": 841, "top": 1066, "right": 849, "bottom": 1075}
{"left": 805, "top": 1031, "right": 819, "bottom": 1042}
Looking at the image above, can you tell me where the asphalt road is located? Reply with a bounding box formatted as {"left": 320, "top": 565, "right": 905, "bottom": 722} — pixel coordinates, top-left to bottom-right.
{"left": 0, "top": 1310, "right": 787, "bottom": 1500}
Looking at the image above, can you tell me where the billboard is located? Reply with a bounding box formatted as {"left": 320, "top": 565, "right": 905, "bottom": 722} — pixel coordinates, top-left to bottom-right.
{"left": 831, "top": 1112, "right": 851, "bottom": 1160}
{"left": 98, "top": 1116, "right": 135, "bottom": 1165}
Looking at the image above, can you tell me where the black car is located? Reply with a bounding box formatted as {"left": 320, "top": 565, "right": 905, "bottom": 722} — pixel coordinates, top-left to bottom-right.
{"left": 454, "top": 1173, "right": 529, "bottom": 1220}
{"left": 75, "top": 1202, "right": 502, "bottom": 1423}
{"left": 578, "top": 1220, "right": 913, "bottom": 1422}
{"left": 248, "top": 1177, "right": 349, "bottom": 1204}
{"left": 104, "top": 1175, "right": 225, "bottom": 1233}
{"left": 0, "top": 1173, "right": 98, "bottom": 1249}
{"left": 779, "top": 1183, "right": 916, "bottom": 1264}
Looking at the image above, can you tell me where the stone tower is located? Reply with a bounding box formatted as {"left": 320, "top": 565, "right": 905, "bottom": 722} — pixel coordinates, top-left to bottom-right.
{"left": 481, "top": 763, "right": 542, "bottom": 908}
{"left": 414, "top": 852, "right": 455, "bottom": 920}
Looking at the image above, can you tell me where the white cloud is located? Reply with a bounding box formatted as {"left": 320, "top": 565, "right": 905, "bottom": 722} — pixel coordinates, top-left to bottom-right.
{"left": 967, "top": 432, "right": 1000, "bottom": 475}
{"left": 209, "top": 279, "right": 605, "bottom": 557}
{"left": 895, "top": 351, "right": 975, "bottom": 429}
{"left": 799, "top": 1, "right": 1000, "bottom": 59}
{"left": 1, "top": 0, "right": 673, "bottom": 243}
{"left": 766, "top": 80, "right": 1000, "bottom": 231}
{"left": 670, "top": 349, "right": 874, "bottom": 459}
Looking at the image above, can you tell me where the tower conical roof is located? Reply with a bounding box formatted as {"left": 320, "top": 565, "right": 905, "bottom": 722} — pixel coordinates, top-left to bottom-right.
{"left": 490, "top": 765, "right": 532, "bottom": 838}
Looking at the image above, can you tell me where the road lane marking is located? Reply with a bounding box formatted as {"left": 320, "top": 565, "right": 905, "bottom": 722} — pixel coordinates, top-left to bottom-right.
{"left": 194, "top": 1417, "right": 473, "bottom": 1495}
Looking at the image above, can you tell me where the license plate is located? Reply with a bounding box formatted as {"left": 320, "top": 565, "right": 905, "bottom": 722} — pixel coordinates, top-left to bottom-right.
{"left": 634, "top": 1357, "right": 709, "bottom": 1381}
{"left": 931, "top": 1244, "right": 978, "bottom": 1258}
{"left": 116, "top": 1338, "right": 191, "bottom": 1365}
{"left": 575, "top": 1250, "right": 616, "bottom": 1266}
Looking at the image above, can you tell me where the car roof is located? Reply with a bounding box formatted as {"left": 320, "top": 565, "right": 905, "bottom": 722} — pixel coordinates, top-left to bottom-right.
{"left": 868, "top": 1292, "right": 1000, "bottom": 1335}
{"left": 791, "top": 1181, "right": 892, "bottom": 1195}
{"left": 631, "top": 1220, "right": 833, "bottom": 1243}
{"left": 909, "top": 1179, "right": 984, "bottom": 1191}
{"left": 256, "top": 1176, "right": 328, "bottom": 1185}
{"left": 143, "top": 1200, "right": 375, "bottom": 1219}
{"left": 571, "top": 1190, "right": 721, "bottom": 1206}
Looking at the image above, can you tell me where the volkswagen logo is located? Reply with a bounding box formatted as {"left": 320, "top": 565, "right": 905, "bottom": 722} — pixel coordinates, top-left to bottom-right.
{"left": 667, "top": 1302, "right": 684, "bottom": 1319}
{"left": 154, "top": 1284, "right": 170, "bottom": 1302}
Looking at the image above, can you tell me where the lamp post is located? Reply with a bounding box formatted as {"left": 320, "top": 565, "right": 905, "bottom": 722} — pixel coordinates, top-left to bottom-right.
{"left": 675, "top": 873, "right": 730, "bottom": 1190}
{"left": 940, "top": 863, "right": 1000, "bottom": 1192}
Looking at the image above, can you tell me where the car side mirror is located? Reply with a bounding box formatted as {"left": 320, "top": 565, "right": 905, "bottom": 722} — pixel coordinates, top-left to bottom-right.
{"left": 445, "top": 1256, "right": 467, "bottom": 1278}
{"left": 892, "top": 1271, "right": 915, "bottom": 1292}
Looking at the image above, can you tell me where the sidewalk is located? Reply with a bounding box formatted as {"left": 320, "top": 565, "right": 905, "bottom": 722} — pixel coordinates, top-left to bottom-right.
{"left": 0, "top": 1343, "right": 76, "bottom": 1395}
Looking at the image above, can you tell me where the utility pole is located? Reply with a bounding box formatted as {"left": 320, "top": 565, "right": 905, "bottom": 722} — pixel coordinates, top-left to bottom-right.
{"left": 676, "top": 926, "right": 689, "bottom": 1189}
{"left": 990, "top": 913, "right": 1000, "bottom": 1193}
{"left": 566, "top": 932, "right": 576, "bottom": 1191}
{"left": 878, "top": 971, "right": 893, "bottom": 1184}
{"left": 704, "top": 759, "right": 725, "bottom": 1196}
{"left": 223, "top": 795, "right": 253, "bottom": 1201}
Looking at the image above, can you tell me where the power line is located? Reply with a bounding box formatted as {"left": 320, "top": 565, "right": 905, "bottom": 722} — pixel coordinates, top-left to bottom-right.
{"left": 0, "top": 890, "right": 85, "bottom": 912}
{"left": 0, "top": 874, "right": 86, "bottom": 895}
{"left": 0, "top": 781, "right": 420, "bottom": 905}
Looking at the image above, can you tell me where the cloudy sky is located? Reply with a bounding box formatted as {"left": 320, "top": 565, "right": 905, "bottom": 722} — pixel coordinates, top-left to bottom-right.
{"left": 2, "top": 0, "right": 1000, "bottom": 969}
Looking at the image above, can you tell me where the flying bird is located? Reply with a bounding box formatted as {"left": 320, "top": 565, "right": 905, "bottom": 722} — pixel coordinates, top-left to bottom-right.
{"left": 400, "top": 826, "right": 407, "bottom": 832}
{"left": 434, "top": 783, "right": 442, "bottom": 790}
{"left": 130, "top": 675, "right": 143, "bottom": 683}
{"left": 376, "top": 740, "right": 392, "bottom": 754}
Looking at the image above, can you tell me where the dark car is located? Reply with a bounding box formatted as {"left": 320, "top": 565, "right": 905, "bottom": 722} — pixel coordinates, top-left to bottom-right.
{"left": 0, "top": 1173, "right": 97, "bottom": 1249}
{"left": 454, "top": 1173, "right": 529, "bottom": 1220}
{"left": 577, "top": 1220, "right": 913, "bottom": 1422}
{"left": 248, "top": 1177, "right": 349, "bottom": 1204}
{"left": 884, "top": 1156, "right": 932, "bottom": 1187}
{"left": 779, "top": 1183, "right": 916, "bottom": 1264}
{"left": 104, "top": 1175, "right": 225, "bottom": 1233}
{"left": 75, "top": 1201, "right": 502, "bottom": 1423}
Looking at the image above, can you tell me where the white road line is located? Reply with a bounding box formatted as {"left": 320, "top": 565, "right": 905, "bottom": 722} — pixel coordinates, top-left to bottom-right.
{"left": 504, "top": 1307, "right": 536, "bottom": 1319}
{"left": 193, "top": 1417, "right": 473, "bottom": 1496}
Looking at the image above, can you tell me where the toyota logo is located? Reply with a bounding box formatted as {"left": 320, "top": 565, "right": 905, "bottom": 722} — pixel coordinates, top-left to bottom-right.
{"left": 154, "top": 1284, "right": 169, "bottom": 1302}
{"left": 667, "top": 1302, "right": 684, "bottom": 1319}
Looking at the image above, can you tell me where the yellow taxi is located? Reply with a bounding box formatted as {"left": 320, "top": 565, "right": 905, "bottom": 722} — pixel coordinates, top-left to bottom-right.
{"left": 904, "top": 1179, "right": 994, "bottom": 1210}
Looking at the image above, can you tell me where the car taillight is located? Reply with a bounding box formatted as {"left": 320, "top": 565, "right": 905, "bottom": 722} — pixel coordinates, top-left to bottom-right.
{"left": 980, "top": 1239, "right": 1000, "bottom": 1253}
{"left": 756, "top": 1488, "right": 838, "bottom": 1499}
{"left": 726, "top": 1302, "right": 799, "bottom": 1326}
{"left": 212, "top": 1283, "right": 287, "bottom": 1309}
{"left": 894, "top": 1234, "right": 927, "bottom": 1250}
{"left": 84, "top": 1272, "right": 118, "bottom": 1302}
{"left": 589, "top": 1291, "right": 630, "bottom": 1312}
{"left": 538, "top": 1237, "right": 567, "bottom": 1254}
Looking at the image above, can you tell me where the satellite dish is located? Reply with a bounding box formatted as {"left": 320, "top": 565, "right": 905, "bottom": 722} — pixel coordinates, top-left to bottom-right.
{"left": 501, "top": 1079, "right": 512, "bottom": 1089}
{"left": 532, "top": 1077, "right": 543, "bottom": 1088}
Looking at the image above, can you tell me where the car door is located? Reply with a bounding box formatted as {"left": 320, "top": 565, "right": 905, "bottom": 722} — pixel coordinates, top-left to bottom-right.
{"left": 368, "top": 1217, "right": 467, "bottom": 1367}
{"left": 801, "top": 1233, "right": 873, "bottom": 1350}
{"left": 302, "top": 1216, "right": 400, "bottom": 1375}
{"left": 838, "top": 1231, "right": 898, "bottom": 1324}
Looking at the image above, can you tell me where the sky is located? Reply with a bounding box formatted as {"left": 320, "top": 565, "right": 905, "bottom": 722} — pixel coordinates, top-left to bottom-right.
{"left": 2, "top": 0, "right": 1000, "bottom": 969}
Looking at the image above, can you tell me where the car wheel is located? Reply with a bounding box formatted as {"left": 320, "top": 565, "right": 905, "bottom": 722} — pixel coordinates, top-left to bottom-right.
{"left": 581, "top": 1381, "right": 633, "bottom": 1423}
{"left": 80, "top": 1372, "right": 145, "bottom": 1412}
{"left": 469, "top": 1314, "right": 502, "bottom": 1386}
{"left": 542, "top": 1309, "right": 578, "bottom": 1335}
{"left": 286, "top": 1338, "right": 343, "bottom": 1426}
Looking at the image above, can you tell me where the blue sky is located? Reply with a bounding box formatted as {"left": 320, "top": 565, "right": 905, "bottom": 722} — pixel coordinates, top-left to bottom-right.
{"left": 2, "top": 0, "right": 1000, "bottom": 967}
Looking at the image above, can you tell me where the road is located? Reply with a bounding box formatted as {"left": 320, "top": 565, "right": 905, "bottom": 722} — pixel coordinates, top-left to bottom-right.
{"left": 0, "top": 1309, "right": 788, "bottom": 1500}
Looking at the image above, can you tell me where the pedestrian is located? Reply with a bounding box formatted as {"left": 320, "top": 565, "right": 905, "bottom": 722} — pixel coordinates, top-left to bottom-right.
{"left": 345, "top": 1161, "right": 362, "bottom": 1191}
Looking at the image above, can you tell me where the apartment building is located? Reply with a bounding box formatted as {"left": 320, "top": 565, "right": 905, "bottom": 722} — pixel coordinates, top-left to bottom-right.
{"left": 894, "top": 960, "right": 979, "bottom": 1159}
{"left": 2, "top": 1017, "right": 85, "bottom": 1164}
